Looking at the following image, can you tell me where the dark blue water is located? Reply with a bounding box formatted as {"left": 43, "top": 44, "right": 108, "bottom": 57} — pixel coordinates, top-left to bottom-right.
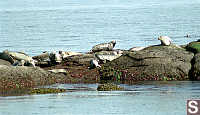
{"left": 0, "top": 81, "right": 200, "bottom": 115}
{"left": 1, "top": 0, "right": 200, "bottom": 55}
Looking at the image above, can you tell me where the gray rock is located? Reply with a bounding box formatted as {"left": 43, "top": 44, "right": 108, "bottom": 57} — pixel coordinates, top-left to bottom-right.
{"left": 0, "top": 59, "right": 11, "bottom": 65}
{"left": 103, "top": 45, "right": 194, "bottom": 81}
{"left": 0, "top": 65, "right": 66, "bottom": 86}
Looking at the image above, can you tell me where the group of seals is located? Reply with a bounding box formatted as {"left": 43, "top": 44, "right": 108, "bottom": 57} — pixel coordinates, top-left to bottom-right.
{"left": 1, "top": 50, "right": 36, "bottom": 67}
{"left": 0, "top": 37, "right": 175, "bottom": 69}
{"left": 89, "top": 40, "right": 122, "bottom": 68}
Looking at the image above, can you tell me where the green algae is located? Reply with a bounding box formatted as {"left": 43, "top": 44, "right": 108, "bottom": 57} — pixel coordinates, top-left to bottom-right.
{"left": 97, "top": 83, "right": 124, "bottom": 91}
{"left": 99, "top": 66, "right": 123, "bottom": 83}
{"left": 186, "top": 42, "right": 200, "bottom": 53}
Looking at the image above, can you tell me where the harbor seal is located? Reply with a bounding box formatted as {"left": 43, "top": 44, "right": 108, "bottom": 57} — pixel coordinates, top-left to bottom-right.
{"left": 49, "top": 51, "right": 62, "bottom": 64}
{"left": 3, "top": 50, "right": 36, "bottom": 67}
{"left": 89, "top": 59, "right": 101, "bottom": 69}
{"left": 48, "top": 69, "right": 67, "bottom": 74}
{"left": 32, "top": 51, "right": 49, "bottom": 61}
{"left": 95, "top": 53, "right": 122, "bottom": 63}
{"left": 129, "top": 47, "right": 146, "bottom": 52}
{"left": 59, "top": 51, "right": 82, "bottom": 59}
{"left": 12, "top": 60, "right": 25, "bottom": 66}
{"left": 158, "top": 36, "right": 172, "bottom": 46}
{"left": 91, "top": 40, "right": 116, "bottom": 52}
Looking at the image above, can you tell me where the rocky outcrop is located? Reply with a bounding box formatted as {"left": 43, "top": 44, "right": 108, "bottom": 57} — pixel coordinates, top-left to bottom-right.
{"left": 0, "top": 59, "right": 11, "bottom": 65}
{"left": 0, "top": 65, "right": 74, "bottom": 91}
{"left": 100, "top": 45, "right": 194, "bottom": 82}
{"left": 191, "top": 53, "right": 200, "bottom": 80}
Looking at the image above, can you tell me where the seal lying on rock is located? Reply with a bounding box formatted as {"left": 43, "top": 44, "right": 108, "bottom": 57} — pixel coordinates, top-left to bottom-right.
{"left": 129, "top": 47, "right": 146, "bottom": 52}
{"left": 48, "top": 69, "right": 67, "bottom": 74}
{"left": 95, "top": 50, "right": 123, "bottom": 55}
{"left": 59, "top": 51, "right": 82, "bottom": 59}
{"left": 12, "top": 60, "right": 25, "bottom": 66}
{"left": 158, "top": 36, "right": 172, "bottom": 46}
{"left": 32, "top": 51, "right": 49, "bottom": 61}
{"left": 0, "top": 52, "right": 15, "bottom": 64}
{"left": 89, "top": 59, "right": 101, "bottom": 69}
{"left": 49, "top": 51, "right": 62, "bottom": 64}
{"left": 95, "top": 50, "right": 123, "bottom": 63}
{"left": 95, "top": 54, "right": 122, "bottom": 63}
{"left": 91, "top": 40, "right": 116, "bottom": 52}
{"left": 3, "top": 50, "right": 36, "bottom": 67}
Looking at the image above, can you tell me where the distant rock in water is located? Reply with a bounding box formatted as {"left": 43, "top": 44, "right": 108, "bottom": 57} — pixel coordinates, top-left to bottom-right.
{"left": 91, "top": 40, "right": 116, "bottom": 52}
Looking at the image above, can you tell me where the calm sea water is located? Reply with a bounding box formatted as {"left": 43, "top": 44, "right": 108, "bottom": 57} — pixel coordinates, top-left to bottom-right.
{"left": 0, "top": 81, "right": 200, "bottom": 115}
{"left": 0, "top": 0, "right": 200, "bottom": 56}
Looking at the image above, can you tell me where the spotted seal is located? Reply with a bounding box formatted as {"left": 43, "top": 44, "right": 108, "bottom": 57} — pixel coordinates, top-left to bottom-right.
{"left": 158, "top": 36, "right": 172, "bottom": 46}
{"left": 91, "top": 40, "right": 116, "bottom": 52}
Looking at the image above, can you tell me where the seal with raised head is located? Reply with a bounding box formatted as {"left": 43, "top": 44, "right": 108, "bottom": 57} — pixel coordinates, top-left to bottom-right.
{"left": 158, "top": 36, "right": 172, "bottom": 46}
{"left": 91, "top": 40, "right": 116, "bottom": 52}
